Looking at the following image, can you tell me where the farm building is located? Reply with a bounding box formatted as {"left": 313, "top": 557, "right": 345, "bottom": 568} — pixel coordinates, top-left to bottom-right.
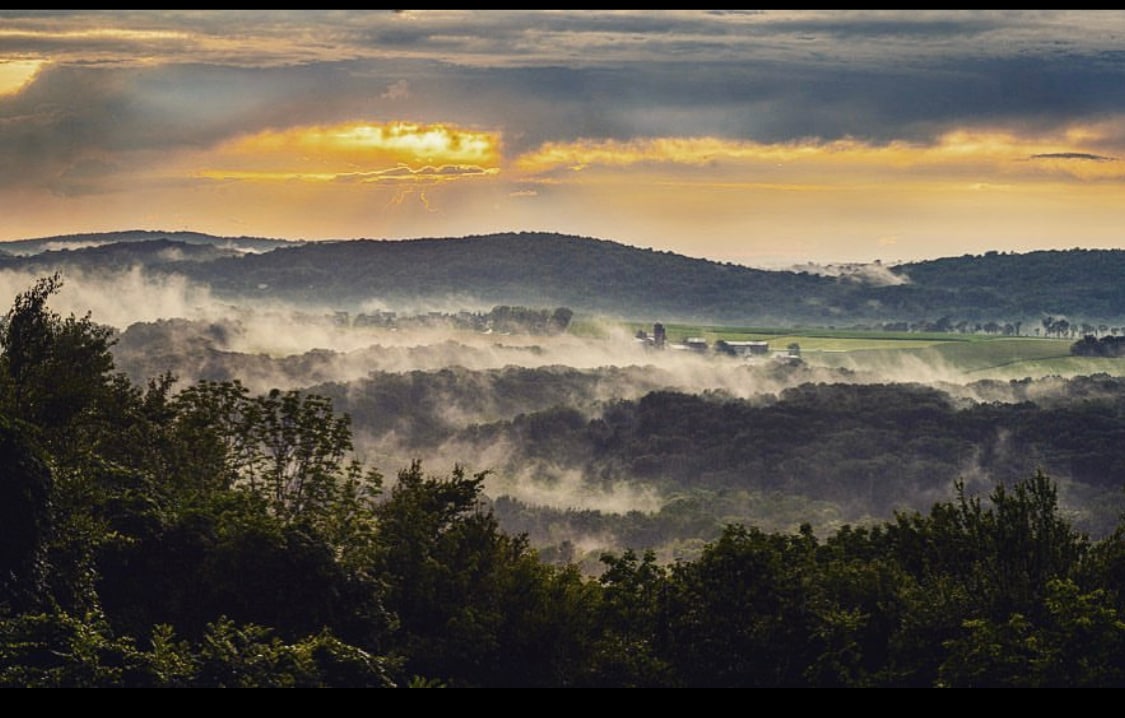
{"left": 714, "top": 339, "right": 770, "bottom": 357}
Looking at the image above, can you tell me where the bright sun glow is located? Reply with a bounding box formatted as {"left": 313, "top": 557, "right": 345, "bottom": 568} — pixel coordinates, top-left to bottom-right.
{"left": 197, "top": 121, "right": 502, "bottom": 183}
{"left": 0, "top": 60, "right": 44, "bottom": 96}
{"left": 0, "top": 28, "right": 188, "bottom": 42}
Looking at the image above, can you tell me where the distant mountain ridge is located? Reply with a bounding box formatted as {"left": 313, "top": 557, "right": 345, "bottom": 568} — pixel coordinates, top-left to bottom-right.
{"left": 0, "top": 230, "right": 300, "bottom": 256}
{"left": 1, "top": 230, "right": 1123, "bottom": 326}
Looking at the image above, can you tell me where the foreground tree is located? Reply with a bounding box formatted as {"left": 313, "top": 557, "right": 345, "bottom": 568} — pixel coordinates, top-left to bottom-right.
{"left": 0, "top": 274, "right": 118, "bottom": 449}
{"left": 372, "top": 461, "right": 600, "bottom": 687}
{"left": 0, "top": 415, "right": 52, "bottom": 613}
{"left": 0, "top": 276, "right": 398, "bottom": 683}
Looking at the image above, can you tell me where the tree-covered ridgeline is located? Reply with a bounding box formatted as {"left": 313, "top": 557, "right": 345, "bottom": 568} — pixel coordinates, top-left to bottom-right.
{"left": 3, "top": 275, "right": 1125, "bottom": 687}
{"left": 9, "top": 232, "right": 1125, "bottom": 327}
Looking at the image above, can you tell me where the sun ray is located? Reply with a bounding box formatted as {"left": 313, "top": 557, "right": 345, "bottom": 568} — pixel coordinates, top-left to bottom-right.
{"left": 0, "top": 60, "right": 44, "bottom": 96}
{"left": 197, "top": 121, "right": 503, "bottom": 183}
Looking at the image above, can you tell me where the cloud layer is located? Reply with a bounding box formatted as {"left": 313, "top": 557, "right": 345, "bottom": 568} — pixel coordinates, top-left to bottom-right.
{"left": 6, "top": 10, "right": 1125, "bottom": 264}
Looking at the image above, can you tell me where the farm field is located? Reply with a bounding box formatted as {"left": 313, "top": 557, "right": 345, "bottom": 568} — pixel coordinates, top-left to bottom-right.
{"left": 614, "top": 319, "right": 1122, "bottom": 381}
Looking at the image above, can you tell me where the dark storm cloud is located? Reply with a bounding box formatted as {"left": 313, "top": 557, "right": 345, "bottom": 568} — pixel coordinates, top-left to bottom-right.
{"left": 333, "top": 12, "right": 1125, "bottom": 150}
{"left": 417, "top": 51, "right": 1125, "bottom": 151}
{"left": 0, "top": 59, "right": 423, "bottom": 190}
{"left": 6, "top": 10, "right": 1125, "bottom": 189}
{"left": 0, "top": 34, "right": 196, "bottom": 65}
{"left": 755, "top": 12, "right": 1011, "bottom": 40}
{"left": 1031, "top": 152, "right": 1116, "bottom": 161}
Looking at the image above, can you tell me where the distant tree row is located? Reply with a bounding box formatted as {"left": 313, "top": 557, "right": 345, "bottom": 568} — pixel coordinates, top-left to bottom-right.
{"left": 481, "top": 305, "right": 574, "bottom": 335}
{"left": 1072, "top": 334, "right": 1125, "bottom": 357}
{"left": 870, "top": 318, "right": 1025, "bottom": 335}
{"left": 857, "top": 317, "right": 1125, "bottom": 337}
{"left": 348, "top": 305, "right": 573, "bottom": 335}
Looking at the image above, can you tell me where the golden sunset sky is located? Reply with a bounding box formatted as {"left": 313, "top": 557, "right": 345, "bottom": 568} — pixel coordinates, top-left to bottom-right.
{"left": 3, "top": 10, "right": 1125, "bottom": 267}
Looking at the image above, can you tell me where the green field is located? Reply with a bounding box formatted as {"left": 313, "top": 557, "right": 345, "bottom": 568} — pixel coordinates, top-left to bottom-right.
{"left": 602, "top": 319, "right": 1125, "bottom": 380}
{"left": 805, "top": 338, "right": 1095, "bottom": 379}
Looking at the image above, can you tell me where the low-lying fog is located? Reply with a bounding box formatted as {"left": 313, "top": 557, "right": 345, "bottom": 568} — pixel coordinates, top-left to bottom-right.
{"left": 7, "top": 265, "right": 1124, "bottom": 561}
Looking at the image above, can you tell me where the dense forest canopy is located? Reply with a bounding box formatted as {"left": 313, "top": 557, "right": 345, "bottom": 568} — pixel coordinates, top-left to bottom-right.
{"left": 3, "top": 273, "right": 1125, "bottom": 687}
{"left": 104, "top": 310, "right": 1125, "bottom": 552}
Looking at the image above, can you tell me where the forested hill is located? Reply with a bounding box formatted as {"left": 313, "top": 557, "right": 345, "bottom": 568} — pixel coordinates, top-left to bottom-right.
{"left": 180, "top": 232, "right": 830, "bottom": 323}
{"left": 874, "top": 249, "right": 1125, "bottom": 326}
{"left": 0, "top": 229, "right": 299, "bottom": 256}
{"left": 2, "top": 231, "right": 1124, "bottom": 325}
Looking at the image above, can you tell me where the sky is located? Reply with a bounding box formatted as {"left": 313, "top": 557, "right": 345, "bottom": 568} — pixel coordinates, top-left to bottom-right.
{"left": 4, "top": 10, "right": 1125, "bottom": 268}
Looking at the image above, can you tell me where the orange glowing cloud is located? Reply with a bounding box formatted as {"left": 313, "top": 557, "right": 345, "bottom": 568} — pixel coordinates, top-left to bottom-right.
{"left": 0, "top": 60, "right": 44, "bottom": 96}
{"left": 0, "top": 28, "right": 188, "bottom": 42}
{"left": 197, "top": 121, "right": 502, "bottom": 183}
{"left": 515, "top": 137, "right": 788, "bottom": 173}
{"left": 513, "top": 128, "right": 1125, "bottom": 184}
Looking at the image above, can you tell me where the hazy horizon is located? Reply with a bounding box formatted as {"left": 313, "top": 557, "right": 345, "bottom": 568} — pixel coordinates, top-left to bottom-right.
{"left": 0, "top": 225, "right": 1106, "bottom": 273}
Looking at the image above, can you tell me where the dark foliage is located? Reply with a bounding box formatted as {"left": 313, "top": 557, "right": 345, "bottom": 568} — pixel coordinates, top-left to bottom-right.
{"left": 459, "top": 379, "right": 1125, "bottom": 534}
{"left": 3, "top": 275, "right": 1125, "bottom": 687}
{"left": 1072, "top": 334, "right": 1125, "bottom": 357}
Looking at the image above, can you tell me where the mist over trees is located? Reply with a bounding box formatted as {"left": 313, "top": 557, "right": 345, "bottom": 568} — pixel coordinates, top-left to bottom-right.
{"left": 5, "top": 231, "right": 1125, "bottom": 327}
{"left": 1, "top": 276, "right": 1125, "bottom": 686}
{"left": 3, "top": 233, "right": 1125, "bottom": 687}
{"left": 104, "top": 309, "right": 1125, "bottom": 553}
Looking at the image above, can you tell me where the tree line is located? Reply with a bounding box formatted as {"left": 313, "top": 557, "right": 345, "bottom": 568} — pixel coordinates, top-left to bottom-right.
{"left": 347, "top": 305, "right": 574, "bottom": 335}
{"left": 455, "top": 379, "right": 1125, "bottom": 540}
{"left": 1072, "top": 334, "right": 1125, "bottom": 357}
{"left": 3, "top": 275, "right": 1125, "bottom": 687}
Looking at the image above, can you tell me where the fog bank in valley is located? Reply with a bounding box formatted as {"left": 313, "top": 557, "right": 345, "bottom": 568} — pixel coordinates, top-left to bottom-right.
{"left": 5, "top": 262, "right": 1121, "bottom": 562}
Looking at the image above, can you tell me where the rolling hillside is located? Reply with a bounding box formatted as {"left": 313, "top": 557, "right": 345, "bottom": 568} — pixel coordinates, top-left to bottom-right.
{"left": 1, "top": 230, "right": 1124, "bottom": 327}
